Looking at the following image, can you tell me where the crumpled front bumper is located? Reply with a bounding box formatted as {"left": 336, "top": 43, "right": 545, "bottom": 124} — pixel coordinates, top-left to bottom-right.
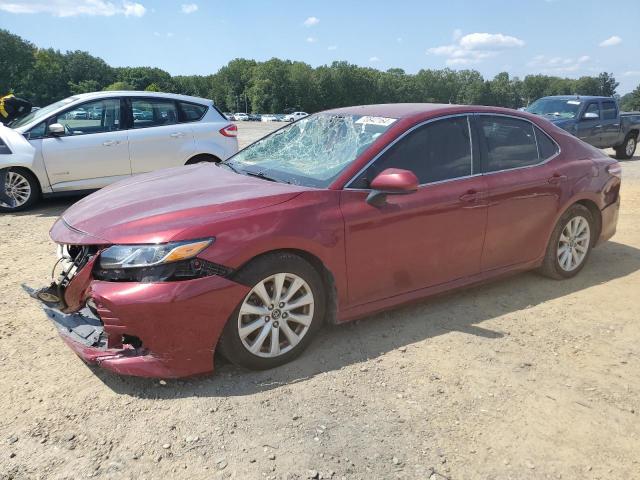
{"left": 34, "top": 272, "right": 250, "bottom": 379}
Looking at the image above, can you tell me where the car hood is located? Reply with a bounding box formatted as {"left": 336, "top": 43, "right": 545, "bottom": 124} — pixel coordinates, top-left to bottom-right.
{"left": 55, "top": 164, "right": 309, "bottom": 244}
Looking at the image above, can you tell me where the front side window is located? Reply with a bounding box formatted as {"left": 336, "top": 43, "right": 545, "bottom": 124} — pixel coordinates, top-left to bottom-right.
{"left": 601, "top": 101, "right": 617, "bottom": 120}
{"left": 352, "top": 116, "right": 472, "bottom": 187}
{"left": 480, "top": 116, "right": 538, "bottom": 172}
{"left": 54, "top": 99, "right": 121, "bottom": 136}
{"left": 584, "top": 102, "right": 600, "bottom": 119}
{"left": 131, "top": 98, "right": 178, "bottom": 128}
{"left": 226, "top": 113, "right": 396, "bottom": 187}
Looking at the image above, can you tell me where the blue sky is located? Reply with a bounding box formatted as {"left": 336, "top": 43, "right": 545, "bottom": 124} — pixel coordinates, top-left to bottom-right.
{"left": 1, "top": 0, "right": 639, "bottom": 93}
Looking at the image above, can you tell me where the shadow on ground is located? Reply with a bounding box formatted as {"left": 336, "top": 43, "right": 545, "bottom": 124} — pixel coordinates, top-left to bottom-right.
{"left": 7, "top": 196, "right": 80, "bottom": 218}
{"left": 95, "top": 240, "right": 640, "bottom": 398}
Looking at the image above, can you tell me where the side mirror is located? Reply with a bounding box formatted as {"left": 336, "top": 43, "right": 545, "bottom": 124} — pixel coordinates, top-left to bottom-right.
{"left": 582, "top": 112, "right": 599, "bottom": 120}
{"left": 366, "top": 168, "right": 419, "bottom": 206}
{"left": 48, "top": 123, "right": 65, "bottom": 136}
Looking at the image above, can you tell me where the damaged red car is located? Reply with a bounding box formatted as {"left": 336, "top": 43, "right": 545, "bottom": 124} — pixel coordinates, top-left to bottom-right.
{"left": 28, "top": 104, "right": 621, "bottom": 378}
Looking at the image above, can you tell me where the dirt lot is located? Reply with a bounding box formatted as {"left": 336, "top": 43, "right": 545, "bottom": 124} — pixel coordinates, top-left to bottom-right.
{"left": 1, "top": 122, "right": 639, "bottom": 480}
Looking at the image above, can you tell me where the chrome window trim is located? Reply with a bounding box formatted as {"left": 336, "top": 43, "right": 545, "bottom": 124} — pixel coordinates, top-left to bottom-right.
{"left": 344, "top": 113, "right": 474, "bottom": 190}
{"left": 343, "top": 111, "right": 563, "bottom": 190}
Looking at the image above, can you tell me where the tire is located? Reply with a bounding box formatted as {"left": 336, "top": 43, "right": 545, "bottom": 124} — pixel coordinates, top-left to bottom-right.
{"left": 185, "top": 154, "right": 221, "bottom": 165}
{"left": 217, "top": 252, "right": 326, "bottom": 370}
{"left": 0, "top": 168, "right": 40, "bottom": 213}
{"left": 614, "top": 133, "right": 637, "bottom": 160}
{"left": 538, "top": 204, "right": 595, "bottom": 279}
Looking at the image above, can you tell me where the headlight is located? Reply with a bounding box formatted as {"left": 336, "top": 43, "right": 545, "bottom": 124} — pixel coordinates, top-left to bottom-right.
{"left": 99, "top": 239, "right": 213, "bottom": 270}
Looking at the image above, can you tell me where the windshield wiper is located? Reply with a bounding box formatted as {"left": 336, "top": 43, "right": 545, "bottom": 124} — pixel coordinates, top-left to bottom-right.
{"left": 244, "top": 170, "right": 292, "bottom": 184}
{"left": 218, "top": 161, "right": 241, "bottom": 174}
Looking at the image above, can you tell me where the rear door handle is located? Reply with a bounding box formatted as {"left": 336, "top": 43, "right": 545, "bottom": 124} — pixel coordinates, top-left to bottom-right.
{"left": 548, "top": 173, "right": 567, "bottom": 184}
{"left": 170, "top": 132, "right": 185, "bottom": 138}
{"left": 102, "top": 140, "right": 119, "bottom": 146}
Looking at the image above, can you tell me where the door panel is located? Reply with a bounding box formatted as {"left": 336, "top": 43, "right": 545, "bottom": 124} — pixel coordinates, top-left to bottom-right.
{"left": 481, "top": 165, "right": 562, "bottom": 270}
{"left": 600, "top": 100, "right": 621, "bottom": 147}
{"left": 576, "top": 102, "right": 602, "bottom": 146}
{"left": 128, "top": 98, "right": 196, "bottom": 174}
{"left": 42, "top": 98, "right": 130, "bottom": 191}
{"left": 341, "top": 176, "right": 488, "bottom": 306}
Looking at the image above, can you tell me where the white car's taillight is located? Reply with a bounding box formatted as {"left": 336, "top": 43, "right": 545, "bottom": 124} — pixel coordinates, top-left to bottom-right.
{"left": 607, "top": 163, "right": 622, "bottom": 178}
{"left": 219, "top": 124, "right": 238, "bottom": 137}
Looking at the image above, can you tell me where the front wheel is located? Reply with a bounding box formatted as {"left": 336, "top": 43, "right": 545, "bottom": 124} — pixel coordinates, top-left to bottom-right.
{"left": 538, "top": 204, "right": 594, "bottom": 279}
{"left": 217, "top": 252, "right": 325, "bottom": 370}
{"left": 0, "top": 168, "right": 40, "bottom": 213}
{"left": 615, "top": 133, "right": 637, "bottom": 160}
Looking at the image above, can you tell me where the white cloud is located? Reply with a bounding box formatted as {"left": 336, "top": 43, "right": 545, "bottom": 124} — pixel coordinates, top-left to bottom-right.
{"left": 369, "top": 56, "right": 380, "bottom": 63}
{"left": 427, "top": 31, "right": 524, "bottom": 66}
{"left": 396, "top": 37, "right": 403, "bottom": 44}
{"left": 458, "top": 32, "right": 525, "bottom": 50}
{"left": 181, "top": 3, "right": 198, "bottom": 14}
{"left": 527, "top": 54, "right": 590, "bottom": 73}
{"left": 452, "top": 28, "right": 462, "bottom": 41}
{"left": 0, "top": 0, "right": 146, "bottom": 17}
{"left": 599, "top": 35, "right": 622, "bottom": 47}
{"left": 306, "top": 36, "right": 317, "bottom": 43}
{"left": 303, "top": 16, "right": 319, "bottom": 27}
{"left": 327, "top": 45, "right": 338, "bottom": 51}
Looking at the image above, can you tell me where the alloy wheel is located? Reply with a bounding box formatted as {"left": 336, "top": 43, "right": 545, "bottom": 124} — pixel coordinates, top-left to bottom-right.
{"left": 557, "top": 216, "right": 590, "bottom": 272}
{"left": 237, "top": 273, "right": 314, "bottom": 358}
{"left": 2, "top": 171, "right": 31, "bottom": 208}
{"left": 626, "top": 137, "right": 636, "bottom": 157}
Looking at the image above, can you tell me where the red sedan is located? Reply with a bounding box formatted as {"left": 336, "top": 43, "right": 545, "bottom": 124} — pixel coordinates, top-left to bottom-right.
{"left": 29, "top": 104, "right": 621, "bottom": 378}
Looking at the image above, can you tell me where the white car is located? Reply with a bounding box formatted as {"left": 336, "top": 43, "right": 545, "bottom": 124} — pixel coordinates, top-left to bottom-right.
{"left": 0, "top": 91, "right": 238, "bottom": 212}
{"left": 283, "top": 112, "right": 309, "bottom": 122}
{"left": 233, "top": 113, "right": 249, "bottom": 121}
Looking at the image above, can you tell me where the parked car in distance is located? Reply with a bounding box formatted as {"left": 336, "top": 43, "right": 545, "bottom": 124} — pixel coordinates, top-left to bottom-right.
{"left": 28, "top": 103, "right": 621, "bottom": 378}
{"left": 284, "top": 111, "right": 309, "bottom": 122}
{"left": 261, "top": 114, "right": 278, "bottom": 122}
{"left": 0, "top": 91, "right": 238, "bottom": 212}
{"left": 234, "top": 113, "right": 249, "bottom": 121}
{"left": 526, "top": 95, "right": 640, "bottom": 159}
{"left": 248, "top": 113, "right": 262, "bottom": 122}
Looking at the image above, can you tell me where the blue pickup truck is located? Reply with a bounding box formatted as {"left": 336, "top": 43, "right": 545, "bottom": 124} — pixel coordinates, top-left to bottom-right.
{"left": 526, "top": 95, "right": 640, "bottom": 159}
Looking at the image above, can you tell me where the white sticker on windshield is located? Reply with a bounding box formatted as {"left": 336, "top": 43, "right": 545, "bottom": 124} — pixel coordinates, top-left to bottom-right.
{"left": 355, "top": 116, "right": 397, "bottom": 126}
{"left": 567, "top": 100, "right": 581, "bottom": 105}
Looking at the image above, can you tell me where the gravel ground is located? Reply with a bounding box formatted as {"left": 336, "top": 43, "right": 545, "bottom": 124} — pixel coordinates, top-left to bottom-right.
{"left": 1, "top": 122, "right": 639, "bottom": 480}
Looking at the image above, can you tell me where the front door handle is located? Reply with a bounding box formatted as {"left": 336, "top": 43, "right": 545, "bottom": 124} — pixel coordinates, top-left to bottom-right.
{"left": 102, "top": 140, "right": 119, "bottom": 146}
{"left": 459, "top": 190, "right": 480, "bottom": 202}
{"left": 170, "top": 132, "right": 185, "bottom": 138}
{"left": 548, "top": 173, "right": 568, "bottom": 184}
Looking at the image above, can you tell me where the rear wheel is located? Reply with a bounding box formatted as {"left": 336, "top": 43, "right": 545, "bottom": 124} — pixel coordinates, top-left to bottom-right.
{"left": 0, "top": 168, "right": 40, "bottom": 213}
{"left": 217, "top": 252, "right": 325, "bottom": 370}
{"left": 539, "top": 204, "right": 594, "bottom": 279}
{"left": 615, "top": 133, "right": 637, "bottom": 160}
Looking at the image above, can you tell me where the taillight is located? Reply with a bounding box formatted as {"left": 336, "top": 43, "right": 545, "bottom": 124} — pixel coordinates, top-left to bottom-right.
{"left": 219, "top": 124, "right": 237, "bottom": 137}
{"left": 607, "top": 163, "right": 622, "bottom": 178}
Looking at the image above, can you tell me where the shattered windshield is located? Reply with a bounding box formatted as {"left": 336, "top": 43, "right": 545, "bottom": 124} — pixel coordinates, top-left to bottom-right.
{"left": 526, "top": 98, "right": 581, "bottom": 119}
{"left": 225, "top": 113, "right": 397, "bottom": 187}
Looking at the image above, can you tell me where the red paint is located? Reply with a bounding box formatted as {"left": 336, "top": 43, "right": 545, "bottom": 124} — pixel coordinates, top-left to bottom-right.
{"left": 45, "top": 104, "right": 621, "bottom": 378}
{"left": 370, "top": 168, "right": 419, "bottom": 193}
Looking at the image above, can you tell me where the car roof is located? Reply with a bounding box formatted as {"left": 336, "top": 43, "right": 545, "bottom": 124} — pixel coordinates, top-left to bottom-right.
{"left": 537, "top": 95, "right": 614, "bottom": 101}
{"left": 323, "top": 103, "right": 528, "bottom": 121}
{"left": 72, "top": 91, "right": 213, "bottom": 104}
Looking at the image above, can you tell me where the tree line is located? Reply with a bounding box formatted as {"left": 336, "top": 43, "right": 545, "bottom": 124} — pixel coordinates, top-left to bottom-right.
{"left": 2, "top": 29, "right": 639, "bottom": 113}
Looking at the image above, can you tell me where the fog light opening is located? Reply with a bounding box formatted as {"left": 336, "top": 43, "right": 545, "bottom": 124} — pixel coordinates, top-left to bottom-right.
{"left": 122, "top": 334, "right": 143, "bottom": 349}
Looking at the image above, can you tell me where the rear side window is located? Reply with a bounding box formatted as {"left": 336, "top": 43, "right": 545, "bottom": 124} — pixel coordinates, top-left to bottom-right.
{"left": 601, "top": 101, "right": 617, "bottom": 120}
{"left": 535, "top": 127, "right": 559, "bottom": 160}
{"left": 131, "top": 98, "right": 178, "bottom": 129}
{"left": 178, "top": 102, "right": 207, "bottom": 122}
{"left": 354, "top": 116, "right": 472, "bottom": 186}
{"left": 479, "top": 116, "right": 538, "bottom": 172}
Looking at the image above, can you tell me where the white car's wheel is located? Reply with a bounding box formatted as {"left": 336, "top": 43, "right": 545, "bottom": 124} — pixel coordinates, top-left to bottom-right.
{"left": 0, "top": 169, "right": 40, "bottom": 212}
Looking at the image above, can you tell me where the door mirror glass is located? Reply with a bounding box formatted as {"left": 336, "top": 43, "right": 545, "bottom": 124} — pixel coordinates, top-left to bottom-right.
{"left": 582, "top": 112, "right": 599, "bottom": 120}
{"left": 366, "top": 168, "right": 418, "bottom": 206}
{"left": 48, "top": 123, "right": 65, "bottom": 136}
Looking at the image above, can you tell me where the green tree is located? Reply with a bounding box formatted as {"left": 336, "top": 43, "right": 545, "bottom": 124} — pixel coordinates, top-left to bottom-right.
{"left": 104, "top": 81, "right": 135, "bottom": 91}
{"left": 0, "top": 29, "right": 36, "bottom": 96}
